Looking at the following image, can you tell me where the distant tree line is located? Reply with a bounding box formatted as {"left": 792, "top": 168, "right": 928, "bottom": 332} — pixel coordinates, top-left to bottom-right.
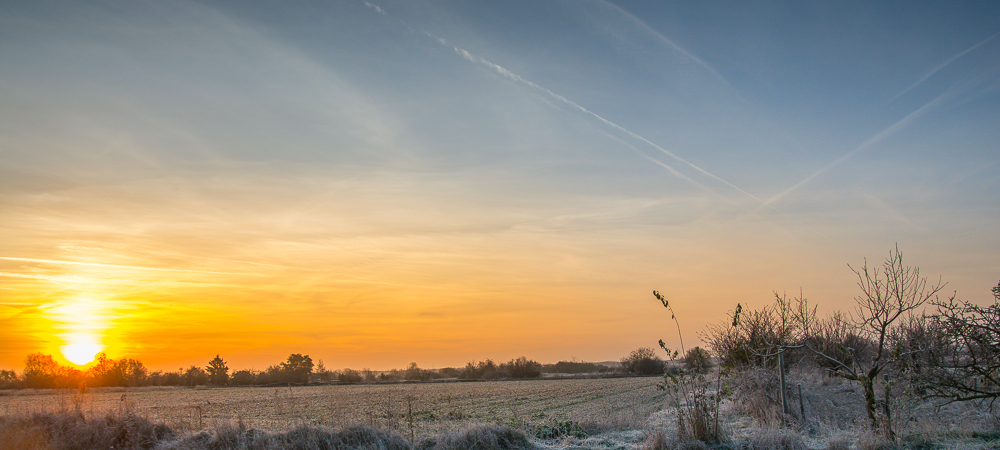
{"left": 0, "top": 349, "right": 662, "bottom": 391}
{"left": 0, "top": 350, "right": 644, "bottom": 391}
{"left": 542, "top": 360, "right": 612, "bottom": 374}
{"left": 0, "top": 352, "right": 316, "bottom": 390}
{"left": 453, "top": 357, "right": 543, "bottom": 380}
{"left": 325, "top": 357, "right": 548, "bottom": 384}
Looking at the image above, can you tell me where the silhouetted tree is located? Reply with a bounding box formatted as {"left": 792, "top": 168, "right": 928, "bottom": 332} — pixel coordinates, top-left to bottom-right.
{"left": 544, "top": 361, "right": 606, "bottom": 374}
{"left": 280, "top": 354, "right": 313, "bottom": 384}
{"left": 206, "top": 354, "right": 229, "bottom": 386}
{"left": 88, "top": 353, "right": 115, "bottom": 386}
{"left": 339, "top": 368, "right": 363, "bottom": 384}
{"left": 0, "top": 369, "right": 20, "bottom": 389}
{"left": 460, "top": 359, "right": 499, "bottom": 379}
{"left": 260, "top": 364, "right": 283, "bottom": 384}
{"left": 683, "top": 347, "right": 712, "bottom": 374}
{"left": 23, "top": 353, "right": 60, "bottom": 388}
{"left": 183, "top": 365, "right": 209, "bottom": 386}
{"left": 503, "top": 357, "right": 542, "bottom": 378}
{"left": 115, "top": 358, "right": 148, "bottom": 387}
{"left": 405, "top": 362, "right": 430, "bottom": 381}
{"left": 314, "top": 360, "right": 333, "bottom": 382}
{"left": 87, "top": 353, "right": 146, "bottom": 387}
{"left": 230, "top": 369, "right": 256, "bottom": 386}
{"left": 162, "top": 370, "right": 183, "bottom": 386}
{"left": 620, "top": 347, "right": 664, "bottom": 375}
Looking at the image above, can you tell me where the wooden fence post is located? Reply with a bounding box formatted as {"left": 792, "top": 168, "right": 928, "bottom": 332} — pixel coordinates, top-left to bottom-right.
{"left": 778, "top": 348, "right": 788, "bottom": 416}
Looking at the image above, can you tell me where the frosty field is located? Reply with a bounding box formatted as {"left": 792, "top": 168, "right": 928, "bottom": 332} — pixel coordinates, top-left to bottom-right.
{"left": 0, "top": 377, "right": 666, "bottom": 443}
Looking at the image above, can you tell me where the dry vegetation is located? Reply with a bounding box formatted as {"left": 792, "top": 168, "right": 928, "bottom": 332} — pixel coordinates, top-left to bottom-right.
{"left": 3, "top": 369, "right": 998, "bottom": 449}
{"left": 1, "top": 377, "right": 664, "bottom": 449}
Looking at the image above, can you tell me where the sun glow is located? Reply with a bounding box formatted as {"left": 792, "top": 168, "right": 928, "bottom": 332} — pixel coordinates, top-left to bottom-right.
{"left": 61, "top": 336, "right": 102, "bottom": 365}
{"left": 49, "top": 297, "right": 110, "bottom": 366}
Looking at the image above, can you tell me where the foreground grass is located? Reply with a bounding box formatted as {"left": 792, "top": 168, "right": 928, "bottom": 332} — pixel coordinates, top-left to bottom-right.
{"left": 3, "top": 374, "right": 998, "bottom": 449}
{"left": 1, "top": 411, "right": 541, "bottom": 450}
{"left": 5, "top": 408, "right": 999, "bottom": 450}
{"left": 0, "top": 378, "right": 664, "bottom": 440}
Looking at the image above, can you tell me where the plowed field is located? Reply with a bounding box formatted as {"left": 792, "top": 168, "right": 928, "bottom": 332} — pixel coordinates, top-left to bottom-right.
{"left": 1, "top": 377, "right": 666, "bottom": 442}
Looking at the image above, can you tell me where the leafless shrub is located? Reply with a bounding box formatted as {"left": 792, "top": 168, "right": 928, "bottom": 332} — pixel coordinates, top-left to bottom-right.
{"left": 914, "top": 286, "right": 1000, "bottom": 410}
{"left": 703, "top": 292, "right": 812, "bottom": 370}
{"left": 805, "top": 310, "right": 873, "bottom": 375}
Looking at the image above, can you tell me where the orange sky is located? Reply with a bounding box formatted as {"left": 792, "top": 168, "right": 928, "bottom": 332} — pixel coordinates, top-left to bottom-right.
{"left": 2, "top": 212, "right": 992, "bottom": 372}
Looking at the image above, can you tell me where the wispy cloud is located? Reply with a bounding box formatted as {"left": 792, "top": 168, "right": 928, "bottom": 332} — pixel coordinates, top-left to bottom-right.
{"left": 892, "top": 31, "right": 1000, "bottom": 102}
{"left": 0, "top": 272, "right": 96, "bottom": 284}
{"left": 363, "top": 1, "right": 387, "bottom": 16}
{"left": 444, "top": 40, "right": 765, "bottom": 206}
{"left": 0, "top": 256, "right": 259, "bottom": 276}
{"left": 153, "top": 252, "right": 318, "bottom": 271}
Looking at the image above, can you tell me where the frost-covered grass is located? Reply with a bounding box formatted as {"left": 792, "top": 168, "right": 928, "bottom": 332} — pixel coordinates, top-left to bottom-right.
{"left": 3, "top": 374, "right": 998, "bottom": 449}
{"left": 1, "top": 377, "right": 665, "bottom": 445}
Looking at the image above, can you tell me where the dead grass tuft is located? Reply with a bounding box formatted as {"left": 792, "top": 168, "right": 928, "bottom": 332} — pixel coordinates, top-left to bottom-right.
{"left": 824, "top": 436, "right": 850, "bottom": 450}
{"left": 737, "top": 427, "right": 807, "bottom": 450}
{"left": 731, "top": 368, "right": 785, "bottom": 426}
{"left": 417, "top": 423, "right": 536, "bottom": 450}
{"left": 854, "top": 431, "right": 898, "bottom": 450}
{"left": 640, "top": 429, "right": 708, "bottom": 450}
{"left": 0, "top": 410, "right": 173, "bottom": 450}
{"left": 161, "top": 423, "right": 412, "bottom": 450}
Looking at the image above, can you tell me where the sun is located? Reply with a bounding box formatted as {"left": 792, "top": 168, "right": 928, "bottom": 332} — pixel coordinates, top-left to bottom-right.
{"left": 61, "top": 339, "right": 102, "bottom": 365}
{"left": 49, "top": 297, "right": 110, "bottom": 366}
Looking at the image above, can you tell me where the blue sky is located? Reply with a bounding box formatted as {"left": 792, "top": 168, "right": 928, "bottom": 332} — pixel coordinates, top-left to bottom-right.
{"left": 1, "top": 0, "right": 998, "bottom": 370}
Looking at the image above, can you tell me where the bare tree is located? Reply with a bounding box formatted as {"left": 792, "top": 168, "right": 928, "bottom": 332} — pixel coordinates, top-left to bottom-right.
{"left": 803, "top": 246, "right": 944, "bottom": 436}
{"left": 915, "top": 280, "right": 1000, "bottom": 409}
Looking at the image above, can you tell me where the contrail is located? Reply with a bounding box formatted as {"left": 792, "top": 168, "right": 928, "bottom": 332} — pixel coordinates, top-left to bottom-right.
{"left": 446, "top": 43, "right": 767, "bottom": 206}
{"left": 763, "top": 89, "right": 954, "bottom": 208}
{"left": 366, "top": 1, "right": 764, "bottom": 206}
{"left": 594, "top": 0, "right": 733, "bottom": 90}
{"left": 0, "top": 256, "right": 259, "bottom": 276}
{"left": 594, "top": 128, "right": 712, "bottom": 193}
{"left": 892, "top": 31, "right": 1000, "bottom": 102}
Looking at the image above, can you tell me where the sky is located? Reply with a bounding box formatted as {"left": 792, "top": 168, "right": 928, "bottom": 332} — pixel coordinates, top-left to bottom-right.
{"left": 1, "top": 0, "right": 998, "bottom": 372}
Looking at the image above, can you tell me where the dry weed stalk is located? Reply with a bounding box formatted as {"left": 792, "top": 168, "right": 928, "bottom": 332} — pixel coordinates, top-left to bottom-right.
{"left": 653, "top": 290, "right": 730, "bottom": 445}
